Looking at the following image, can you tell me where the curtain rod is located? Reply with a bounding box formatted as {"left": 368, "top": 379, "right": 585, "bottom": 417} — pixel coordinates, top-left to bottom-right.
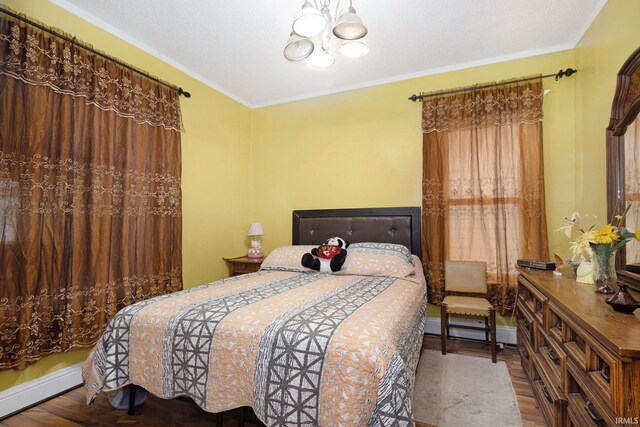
{"left": 0, "top": 7, "right": 191, "bottom": 98}
{"left": 408, "top": 68, "right": 577, "bottom": 102}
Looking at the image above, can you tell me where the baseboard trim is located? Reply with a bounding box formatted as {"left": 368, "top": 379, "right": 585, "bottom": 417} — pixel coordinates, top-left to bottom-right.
{"left": 0, "top": 362, "right": 84, "bottom": 420}
{"left": 425, "top": 316, "right": 517, "bottom": 345}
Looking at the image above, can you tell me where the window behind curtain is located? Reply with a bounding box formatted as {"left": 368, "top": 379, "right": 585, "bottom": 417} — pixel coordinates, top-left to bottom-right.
{"left": 421, "top": 78, "right": 549, "bottom": 313}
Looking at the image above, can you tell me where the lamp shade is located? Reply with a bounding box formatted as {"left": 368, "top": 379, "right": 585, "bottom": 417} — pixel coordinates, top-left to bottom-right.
{"left": 247, "top": 222, "right": 264, "bottom": 236}
{"left": 292, "top": 1, "right": 327, "bottom": 38}
{"left": 339, "top": 39, "right": 369, "bottom": 57}
{"left": 307, "top": 47, "right": 334, "bottom": 67}
{"left": 332, "top": 7, "right": 368, "bottom": 40}
{"left": 284, "top": 32, "right": 314, "bottom": 61}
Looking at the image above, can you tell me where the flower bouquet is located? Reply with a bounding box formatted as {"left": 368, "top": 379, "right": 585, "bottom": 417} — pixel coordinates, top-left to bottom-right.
{"left": 557, "top": 206, "right": 640, "bottom": 293}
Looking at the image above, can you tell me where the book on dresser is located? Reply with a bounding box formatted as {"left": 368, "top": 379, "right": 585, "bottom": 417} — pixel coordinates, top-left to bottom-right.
{"left": 516, "top": 267, "right": 640, "bottom": 427}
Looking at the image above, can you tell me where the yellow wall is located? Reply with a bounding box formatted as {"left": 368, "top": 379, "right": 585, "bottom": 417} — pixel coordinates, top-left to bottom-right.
{"left": 574, "top": 0, "right": 640, "bottom": 218}
{"left": 0, "top": 0, "right": 252, "bottom": 391}
{"left": 251, "top": 50, "right": 577, "bottom": 260}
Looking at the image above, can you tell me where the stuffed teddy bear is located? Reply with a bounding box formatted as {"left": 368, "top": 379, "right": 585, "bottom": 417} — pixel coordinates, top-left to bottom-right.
{"left": 301, "top": 237, "right": 350, "bottom": 273}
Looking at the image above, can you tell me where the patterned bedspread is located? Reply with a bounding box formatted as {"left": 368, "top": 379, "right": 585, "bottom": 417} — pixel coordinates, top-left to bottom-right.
{"left": 84, "top": 246, "right": 427, "bottom": 427}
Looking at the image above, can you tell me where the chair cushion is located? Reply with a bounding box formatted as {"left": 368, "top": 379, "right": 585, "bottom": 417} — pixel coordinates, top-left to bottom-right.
{"left": 443, "top": 295, "right": 493, "bottom": 316}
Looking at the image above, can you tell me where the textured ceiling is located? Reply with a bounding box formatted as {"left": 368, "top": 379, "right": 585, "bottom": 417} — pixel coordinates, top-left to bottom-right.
{"left": 50, "top": 0, "right": 605, "bottom": 108}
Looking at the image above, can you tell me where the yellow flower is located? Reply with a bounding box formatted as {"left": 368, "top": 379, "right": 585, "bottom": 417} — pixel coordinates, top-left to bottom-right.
{"left": 636, "top": 229, "right": 640, "bottom": 241}
{"left": 594, "top": 224, "right": 620, "bottom": 244}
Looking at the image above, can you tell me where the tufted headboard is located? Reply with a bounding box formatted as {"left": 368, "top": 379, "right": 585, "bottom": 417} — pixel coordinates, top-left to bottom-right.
{"left": 292, "top": 207, "right": 421, "bottom": 258}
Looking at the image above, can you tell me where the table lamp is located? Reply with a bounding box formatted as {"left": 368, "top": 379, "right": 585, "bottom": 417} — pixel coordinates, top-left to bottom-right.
{"left": 247, "top": 222, "right": 264, "bottom": 259}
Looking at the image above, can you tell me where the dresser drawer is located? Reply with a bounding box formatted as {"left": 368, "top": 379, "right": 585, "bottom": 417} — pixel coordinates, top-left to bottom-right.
{"left": 517, "top": 331, "right": 533, "bottom": 381}
{"left": 567, "top": 360, "right": 617, "bottom": 426}
{"left": 532, "top": 354, "right": 567, "bottom": 427}
{"left": 556, "top": 310, "right": 589, "bottom": 371}
{"left": 567, "top": 392, "right": 611, "bottom": 427}
{"left": 585, "top": 341, "right": 618, "bottom": 412}
{"left": 537, "top": 324, "right": 567, "bottom": 393}
{"left": 516, "top": 300, "right": 536, "bottom": 350}
{"left": 517, "top": 276, "right": 547, "bottom": 326}
{"left": 547, "top": 302, "right": 564, "bottom": 347}
{"left": 555, "top": 311, "right": 617, "bottom": 410}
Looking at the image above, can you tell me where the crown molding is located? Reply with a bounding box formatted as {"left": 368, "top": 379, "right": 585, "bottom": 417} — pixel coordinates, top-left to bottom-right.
{"left": 47, "top": 0, "right": 253, "bottom": 108}
{"left": 252, "top": 44, "right": 574, "bottom": 108}
{"left": 571, "top": 0, "right": 608, "bottom": 47}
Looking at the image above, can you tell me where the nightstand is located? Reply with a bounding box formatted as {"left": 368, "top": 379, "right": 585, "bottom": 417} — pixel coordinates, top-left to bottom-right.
{"left": 223, "top": 256, "right": 264, "bottom": 276}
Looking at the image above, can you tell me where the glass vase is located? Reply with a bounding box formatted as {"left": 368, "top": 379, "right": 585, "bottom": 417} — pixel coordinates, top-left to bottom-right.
{"left": 592, "top": 247, "right": 617, "bottom": 294}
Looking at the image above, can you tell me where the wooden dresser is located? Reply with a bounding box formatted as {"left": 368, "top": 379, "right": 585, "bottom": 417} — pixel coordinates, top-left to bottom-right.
{"left": 516, "top": 267, "right": 640, "bottom": 426}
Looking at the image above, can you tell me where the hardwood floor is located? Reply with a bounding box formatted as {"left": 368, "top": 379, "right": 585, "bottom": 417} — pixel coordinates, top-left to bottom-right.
{"left": 1, "top": 335, "right": 545, "bottom": 427}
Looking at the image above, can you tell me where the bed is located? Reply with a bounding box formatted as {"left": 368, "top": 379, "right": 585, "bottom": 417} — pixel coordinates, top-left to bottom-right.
{"left": 83, "top": 207, "right": 427, "bottom": 426}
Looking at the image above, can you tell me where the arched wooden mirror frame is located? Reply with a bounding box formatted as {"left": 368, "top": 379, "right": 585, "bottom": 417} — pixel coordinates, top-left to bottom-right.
{"left": 607, "top": 46, "right": 640, "bottom": 291}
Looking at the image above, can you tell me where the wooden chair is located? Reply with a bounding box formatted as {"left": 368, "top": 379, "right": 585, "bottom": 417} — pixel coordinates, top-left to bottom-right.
{"left": 441, "top": 260, "right": 497, "bottom": 363}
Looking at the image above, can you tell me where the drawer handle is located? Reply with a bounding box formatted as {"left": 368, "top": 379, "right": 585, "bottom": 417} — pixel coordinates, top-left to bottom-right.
{"left": 523, "top": 349, "right": 530, "bottom": 359}
{"left": 584, "top": 399, "right": 604, "bottom": 424}
{"left": 600, "top": 366, "right": 610, "bottom": 382}
{"left": 522, "top": 319, "right": 530, "bottom": 328}
{"left": 547, "top": 348, "right": 560, "bottom": 364}
{"left": 542, "top": 384, "right": 554, "bottom": 403}
{"left": 556, "top": 320, "right": 562, "bottom": 330}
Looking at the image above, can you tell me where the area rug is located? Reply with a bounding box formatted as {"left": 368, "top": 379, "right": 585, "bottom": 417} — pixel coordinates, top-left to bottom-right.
{"left": 412, "top": 349, "right": 522, "bottom": 427}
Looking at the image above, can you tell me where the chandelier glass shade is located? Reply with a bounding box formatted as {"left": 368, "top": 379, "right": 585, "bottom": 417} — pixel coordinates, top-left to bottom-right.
{"left": 292, "top": 1, "right": 327, "bottom": 38}
{"left": 284, "top": 33, "right": 315, "bottom": 61}
{"left": 284, "top": 0, "right": 368, "bottom": 66}
{"left": 332, "top": 7, "right": 368, "bottom": 40}
{"left": 307, "top": 46, "right": 335, "bottom": 67}
{"left": 339, "top": 39, "right": 369, "bottom": 58}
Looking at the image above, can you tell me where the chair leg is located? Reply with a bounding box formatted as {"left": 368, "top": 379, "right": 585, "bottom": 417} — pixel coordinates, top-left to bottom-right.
{"left": 490, "top": 308, "right": 497, "bottom": 363}
{"left": 485, "top": 316, "right": 489, "bottom": 344}
{"left": 441, "top": 303, "right": 447, "bottom": 355}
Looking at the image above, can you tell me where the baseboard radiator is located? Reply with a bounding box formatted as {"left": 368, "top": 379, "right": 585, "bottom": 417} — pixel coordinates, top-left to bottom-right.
{"left": 425, "top": 316, "right": 517, "bottom": 346}
{"left": 0, "top": 362, "right": 84, "bottom": 420}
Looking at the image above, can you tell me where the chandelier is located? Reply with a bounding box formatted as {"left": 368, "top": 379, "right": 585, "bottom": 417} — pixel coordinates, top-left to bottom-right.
{"left": 284, "top": 0, "right": 369, "bottom": 67}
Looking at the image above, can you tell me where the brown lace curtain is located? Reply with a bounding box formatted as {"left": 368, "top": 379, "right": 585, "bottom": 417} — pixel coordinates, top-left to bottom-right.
{"left": 421, "top": 78, "right": 549, "bottom": 314}
{"left": 0, "top": 11, "right": 182, "bottom": 370}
